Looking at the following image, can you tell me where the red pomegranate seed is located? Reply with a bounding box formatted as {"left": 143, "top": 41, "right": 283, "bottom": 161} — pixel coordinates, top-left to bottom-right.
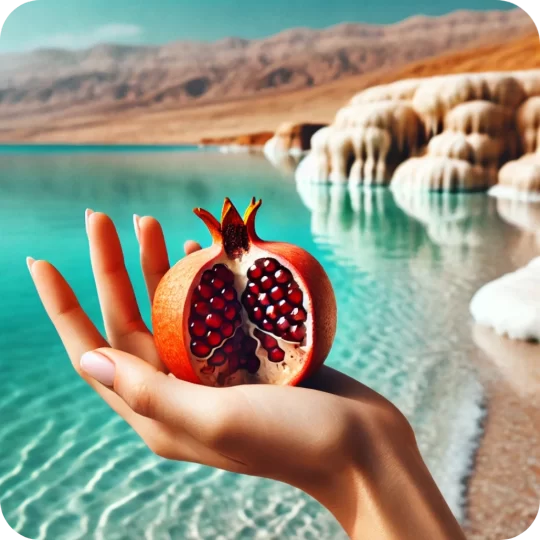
{"left": 211, "top": 278, "right": 225, "bottom": 290}
{"left": 190, "top": 320, "right": 206, "bottom": 337}
{"left": 243, "top": 294, "right": 257, "bottom": 307}
{"left": 191, "top": 341, "right": 211, "bottom": 357}
{"left": 198, "top": 284, "right": 213, "bottom": 300}
{"left": 214, "top": 264, "right": 234, "bottom": 284}
{"left": 223, "top": 305, "right": 236, "bottom": 321}
{"left": 261, "top": 319, "right": 274, "bottom": 332}
{"left": 201, "top": 270, "right": 213, "bottom": 283}
{"left": 247, "top": 282, "right": 260, "bottom": 294}
{"left": 206, "top": 313, "right": 222, "bottom": 329}
{"left": 277, "top": 300, "right": 293, "bottom": 315}
{"left": 263, "top": 259, "right": 278, "bottom": 272}
{"left": 260, "top": 276, "right": 274, "bottom": 291}
{"left": 252, "top": 307, "right": 264, "bottom": 321}
{"left": 258, "top": 293, "right": 271, "bottom": 306}
{"left": 234, "top": 318, "right": 242, "bottom": 328}
{"left": 194, "top": 302, "right": 211, "bottom": 316}
{"left": 269, "top": 286, "right": 284, "bottom": 301}
{"left": 224, "top": 343, "right": 234, "bottom": 354}
{"left": 210, "top": 297, "right": 226, "bottom": 311}
{"left": 228, "top": 352, "right": 240, "bottom": 370}
{"left": 276, "top": 317, "right": 290, "bottom": 332}
{"left": 254, "top": 329, "right": 278, "bottom": 349}
{"left": 247, "top": 264, "right": 263, "bottom": 280}
{"left": 239, "top": 355, "right": 248, "bottom": 366}
{"left": 266, "top": 305, "right": 279, "bottom": 321}
{"left": 208, "top": 350, "right": 226, "bottom": 366}
{"left": 201, "top": 365, "right": 216, "bottom": 375}
{"left": 275, "top": 268, "right": 292, "bottom": 284}
{"left": 221, "top": 322, "right": 234, "bottom": 338}
{"left": 247, "top": 356, "right": 261, "bottom": 374}
{"left": 287, "top": 288, "right": 303, "bottom": 305}
{"left": 290, "top": 307, "right": 307, "bottom": 322}
{"left": 268, "top": 348, "right": 285, "bottom": 363}
{"left": 207, "top": 331, "right": 221, "bottom": 347}
{"left": 289, "top": 325, "right": 306, "bottom": 342}
{"left": 222, "top": 286, "right": 236, "bottom": 302}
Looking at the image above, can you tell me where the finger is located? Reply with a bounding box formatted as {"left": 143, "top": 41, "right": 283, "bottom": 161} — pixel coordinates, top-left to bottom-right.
{"left": 83, "top": 348, "right": 242, "bottom": 444}
{"left": 135, "top": 215, "right": 170, "bottom": 303}
{"left": 87, "top": 212, "right": 160, "bottom": 365}
{"left": 184, "top": 240, "right": 202, "bottom": 256}
{"left": 28, "top": 259, "right": 145, "bottom": 424}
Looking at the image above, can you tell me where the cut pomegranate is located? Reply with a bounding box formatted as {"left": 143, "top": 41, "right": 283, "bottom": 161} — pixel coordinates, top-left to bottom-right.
{"left": 152, "top": 198, "right": 337, "bottom": 387}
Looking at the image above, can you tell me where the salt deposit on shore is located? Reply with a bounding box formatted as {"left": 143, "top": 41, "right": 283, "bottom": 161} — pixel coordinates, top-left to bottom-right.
{"left": 296, "top": 70, "right": 540, "bottom": 194}
{"left": 470, "top": 257, "right": 540, "bottom": 341}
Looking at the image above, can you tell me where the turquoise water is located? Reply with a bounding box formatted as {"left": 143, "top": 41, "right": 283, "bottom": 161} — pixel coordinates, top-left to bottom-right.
{"left": 0, "top": 147, "right": 530, "bottom": 539}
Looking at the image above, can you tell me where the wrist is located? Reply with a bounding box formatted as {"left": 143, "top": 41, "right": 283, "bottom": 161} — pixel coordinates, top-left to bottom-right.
{"left": 308, "top": 406, "right": 466, "bottom": 540}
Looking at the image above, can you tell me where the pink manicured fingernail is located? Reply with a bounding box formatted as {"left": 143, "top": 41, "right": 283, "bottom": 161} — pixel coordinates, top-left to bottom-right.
{"left": 85, "top": 209, "right": 94, "bottom": 234}
{"left": 81, "top": 351, "right": 115, "bottom": 386}
{"left": 26, "top": 257, "right": 35, "bottom": 275}
{"left": 133, "top": 214, "right": 141, "bottom": 242}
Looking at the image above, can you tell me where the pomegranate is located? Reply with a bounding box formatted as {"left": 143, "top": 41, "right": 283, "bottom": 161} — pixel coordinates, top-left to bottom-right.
{"left": 152, "top": 198, "right": 337, "bottom": 387}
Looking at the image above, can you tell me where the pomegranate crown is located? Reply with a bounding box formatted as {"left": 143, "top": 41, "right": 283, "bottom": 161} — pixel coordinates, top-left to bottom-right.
{"left": 194, "top": 197, "right": 262, "bottom": 258}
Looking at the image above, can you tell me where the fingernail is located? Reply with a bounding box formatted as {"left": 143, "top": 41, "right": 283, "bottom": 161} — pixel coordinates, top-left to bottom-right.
{"left": 26, "top": 257, "right": 35, "bottom": 275}
{"left": 133, "top": 214, "right": 141, "bottom": 243}
{"left": 81, "top": 351, "right": 115, "bottom": 386}
{"left": 85, "top": 209, "right": 94, "bottom": 234}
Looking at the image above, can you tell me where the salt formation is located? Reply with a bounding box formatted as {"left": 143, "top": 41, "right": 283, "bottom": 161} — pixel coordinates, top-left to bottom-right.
{"left": 263, "top": 122, "right": 326, "bottom": 163}
{"left": 295, "top": 70, "right": 540, "bottom": 192}
{"left": 490, "top": 154, "right": 540, "bottom": 202}
{"left": 470, "top": 258, "right": 540, "bottom": 341}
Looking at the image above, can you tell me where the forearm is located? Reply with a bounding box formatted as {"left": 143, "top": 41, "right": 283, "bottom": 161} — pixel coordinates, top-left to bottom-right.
{"left": 306, "top": 421, "right": 466, "bottom": 539}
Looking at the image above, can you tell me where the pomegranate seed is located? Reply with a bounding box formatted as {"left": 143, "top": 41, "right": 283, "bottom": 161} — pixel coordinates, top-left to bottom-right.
{"left": 211, "top": 278, "right": 225, "bottom": 290}
{"left": 224, "top": 343, "right": 234, "bottom": 354}
{"left": 247, "top": 282, "right": 260, "bottom": 295}
{"left": 234, "top": 319, "right": 242, "bottom": 328}
{"left": 223, "top": 305, "right": 236, "bottom": 321}
{"left": 239, "top": 355, "right": 248, "bottom": 366}
{"left": 191, "top": 341, "right": 211, "bottom": 357}
{"left": 252, "top": 307, "right": 264, "bottom": 321}
{"left": 263, "top": 259, "right": 278, "bottom": 272}
{"left": 209, "top": 350, "right": 226, "bottom": 366}
{"left": 276, "top": 317, "right": 290, "bottom": 332}
{"left": 289, "top": 325, "right": 306, "bottom": 342}
{"left": 222, "top": 287, "right": 236, "bottom": 302}
{"left": 201, "top": 270, "right": 213, "bottom": 283}
{"left": 258, "top": 293, "right": 271, "bottom": 307}
{"left": 243, "top": 294, "right": 257, "bottom": 308}
{"left": 190, "top": 320, "right": 206, "bottom": 337}
{"left": 214, "top": 264, "right": 234, "bottom": 284}
{"left": 194, "top": 302, "right": 211, "bottom": 316}
{"left": 287, "top": 288, "right": 303, "bottom": 305}
{"left": 290, "top": 307, "right": 307, "bottom": 322}
{"left": 278, "top": 300, "right": 293, "bottom": 315}
{"left": 261, "top": 319, "right": 274, "bottom": 332}
{"left": 198, "top": 284, "right": 213, "bottom": 300}
{"left": 268, "top": 348, "right": 285, "bottom": 363}
{"left": 243, "top": 337, "right": 257, "bottom": 354}
{"left": 206, "top": 313, "right": 222, "bottom": 329}
{"left": 275, "top": 268, "right": 292, "bottom": 284}
{"left": 266, "top": 305, "right": 279, "bottom": 321}
{"left": 254, "top": 329, "right": 278, "bottom": 349}
{"left": 201, "top": 365, "right": 216, "bottom": 375}
{"left": 247, "top": 264, "right": 263, "bottom": 280}
{"left": 207, "top": 331, "right": 221, "bottom": 347}
{"left": 228, "top": 353, "right": 240, "bottom": 372}
{"left": 269, "top": 286, "right": 284, "bottom": 301}
{"left": 260, "top": 276, "right": 274, "bottom": 291}
{"left": 221, "top": 322, "right": 234, "bottom": 338}
{"left": 247, "top": 356, "right": 261, "bottom": 374}
{"left": 210, "top": 297, "right": 226, "bottom": 311}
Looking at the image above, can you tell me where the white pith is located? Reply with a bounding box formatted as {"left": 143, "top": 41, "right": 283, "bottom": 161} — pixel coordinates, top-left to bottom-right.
{"left": 189, "top": 244, "right": 311, "bottom": 387}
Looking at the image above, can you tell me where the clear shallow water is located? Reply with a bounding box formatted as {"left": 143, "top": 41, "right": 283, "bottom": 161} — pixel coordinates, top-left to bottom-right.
{"left": 0, "top": 148, "right": 533, "bottom": 539}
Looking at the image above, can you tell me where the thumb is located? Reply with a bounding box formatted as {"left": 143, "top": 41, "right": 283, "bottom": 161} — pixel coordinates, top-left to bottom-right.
{"left": 80, "top": 348, "right": 229, "bottom": 439}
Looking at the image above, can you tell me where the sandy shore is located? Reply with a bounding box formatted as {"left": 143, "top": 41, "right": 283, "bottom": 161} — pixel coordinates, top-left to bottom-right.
{"left": 465, "top": 326, "right": 540, "bottom": 539}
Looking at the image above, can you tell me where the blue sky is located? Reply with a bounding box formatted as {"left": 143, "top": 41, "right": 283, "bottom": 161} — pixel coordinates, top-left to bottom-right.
{"left": 0, "top": 0, "right": 517, "bottom": 53}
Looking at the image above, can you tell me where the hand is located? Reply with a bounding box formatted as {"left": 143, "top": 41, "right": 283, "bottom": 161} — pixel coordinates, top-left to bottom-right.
{"left": 27, "top": 210, "right": 465, "bottom": 540}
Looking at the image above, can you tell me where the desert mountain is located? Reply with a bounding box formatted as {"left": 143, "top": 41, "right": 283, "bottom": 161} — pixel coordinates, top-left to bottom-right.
{"left": 0, "top": 8, "right": 534, "bottom": 120}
